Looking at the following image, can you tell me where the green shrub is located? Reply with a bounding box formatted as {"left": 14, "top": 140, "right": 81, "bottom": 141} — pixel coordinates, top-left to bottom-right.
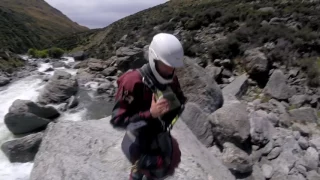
{"left": 187, "top": 44, "right": 205, "bottom": 57}
{"left": 258, "top": 24, "right": 295, "bottom": 43}
{"left": 27, "top": 47, "right": 64, "bottom": 58}
{"left": 184, "top": 19, "right": 202, "bottom": 30}
{"left": 183, "top": 9, "right": 220, "bottom": 31}
{"left": 205, "top": 9, "right": 222, "bottom": 21}
{"left": 225, "top": 22, "right": 239, "bottom": 32}
{"left": 209, "top": 37, "right": 240, "bottom": 60}
{"left": 268, "top": 46, "right": 291, "bottom": 65}
{"left": 194, "top": 13, "right": 211, "bottom": 27}
{"left": 47, "top": 47, "right": 65, "bottom": 58}
{"left": 182, "top": 32, "right": 198, "bottom": 56}
{"left": 294, "top": 28, "right": 319, "bottom": 42}
{"left": 0, "top": 56, "right": 25, "bottom": 72}
{"left": 307, "top": 66, "right": 320, "bottom": 87}
{"left": 217, "top": 13, "right": 239, "bottom": 26}
{"left": 309, "top": 18, "right": 320, "bottom": 31}
{"left": 180, "top": 17, "right": 190, "bottom": 24}
{"left": 35, "top": 50, "right": 48, "bottom": 58}
{"left": 233, "top": 26, "right": 253, "bottom": 43}
{"left": 27, "top": 48, "right": 36, "bottom": 57}
{"left": 160, "top": 21, "right": 176, "bottom": 31}
{"left": 299, "top": 57, "right": 320, "bottom": 87}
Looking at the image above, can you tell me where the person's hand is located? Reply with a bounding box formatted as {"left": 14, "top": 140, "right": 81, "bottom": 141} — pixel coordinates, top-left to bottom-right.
{"left": 150, "top": 93, "right": 169, "bottom": 118}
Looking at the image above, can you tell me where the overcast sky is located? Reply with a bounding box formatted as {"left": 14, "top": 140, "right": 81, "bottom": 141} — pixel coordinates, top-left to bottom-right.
{"left": 45, "top": 0, "right": 168, "bottom": 29}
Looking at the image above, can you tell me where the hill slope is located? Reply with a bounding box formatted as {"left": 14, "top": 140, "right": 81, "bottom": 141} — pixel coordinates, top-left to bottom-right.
{"left": 0, "top": 0, "right": 88, "bottom": 53}
{"left": 56, "top": 0, "right": 320, "bottom": 86}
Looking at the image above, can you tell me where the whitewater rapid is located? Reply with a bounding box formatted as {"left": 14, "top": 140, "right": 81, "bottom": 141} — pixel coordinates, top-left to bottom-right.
{"left": 0, "top": 75, "right": 44, "bottom": 180}
{"left": 0, "top": 57, "right": 83, "bottom": 180}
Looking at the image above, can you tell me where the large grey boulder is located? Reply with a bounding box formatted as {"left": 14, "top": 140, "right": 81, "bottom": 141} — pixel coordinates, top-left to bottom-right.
{"left": 37, "top": 70, "right": 78, "bottom": 105}
{"left": 205, "top": 64, "right": 222, "bottom": 81}
{"left": 249, "top": 111, "right": 275, "bottom": 146}
{"left": 261, "top": 139, "right": 274, "bottom": 156}
{"left": 42, "top": 75, "right": 50, "bottom": 82}
{"left": 70, "top": 51, "right": 87, "bottom": 61}
{"left": 269, "top": 135, "right": 303, "bottom": 177}
{"left": 180, "top": 103, "right": 214, "bottom": 147}
{"left": 87, "top": 58, "right": 105, "bottom": 71}
{"left": 269, "top": 17, "right": 289, "bottom": 25}
{"left": 8, "top": 99, "right": 60, "bottom": 119}
{"left": 113, "top": 47, "right": 147, "bottom": 72}
{"left": 143, "top": 45, "right": 149, "bottom": 60}
{"left": 264, "top": 70, "right": 294, "bottom": 100}
{"left": 288, "top": 174, "right": 306, "bottom": 180}
{"left": 75, "top": 69, "right": 95, "bottom": 85}
{"left": 209, "top": 102, "right": 250, "bottom": 145}
{"left": 292, "top": 123, "right": 311, "bottom": 137}
{"left": 221, "top": 142, "right": 253, "bottom": 174}
{"left": 243, "top": 48, "right": 269, "bottom": 80}
{"left": 298, "top": 136, "right": 309, "bottom": 150}
{"left": 44, "top": 67, "right": 54, "bottom": 72}
{"left": 73, "top": 60, "right": 88, "bottom": 69}
{"left": 307, "top": 171, "right": 320, "bottom": 180}
{"left": 67, "top": 96, "right": 79, "bottom": 109}
{"left": 267, "top": 147, "right": 282, "bottom": 160}
{"left": 222, "top": 73, "right": 249, "bottom": 99}
{"left": 116, "top": 46, "right": 142, "bottom": 57}
{"left": 269, "top": 99, "right": 287, "bottom": 114}
{"left": 270, "top": 149, "right": 297, "bottom": 175}
{"left": 96, "top": 81, "right": 113, "bottom": 94}
{"left": 275, "top": 132, "right": 302, "bottom": 154}
{"left": 102, "top": 67, "right": 117, "bottom": 77}
{"left": 310, "top": 95, "right": 319, "bottom": 107}
{"left": 270, "top": 170, "right": 288, "bottom": 180}
{"left": 251, "top": 110, "right": 279, "bottom": 127}
{"left": 1, "top": 132, "right": 43, "bottom": 163}
{"left": 30, "top": 117, "right": 236, "bottom": 180}
{"left": 309, "top": 137, "right": 320, "bottom": 151}
{"left": 289, "top": 95, "right": 308, "bottom": 108}
{"left": 289, "top": 107, "right": 318, "bottom": 124}
{"left": 302, "top": 147, "right": 319, "bottom": 171}
{"left": 52, "top": 62, "right": 65, "bottom": 68}
{"left": 176, "top": 57, "right": 223, "bottom": 114}
{"left": 4, "top": 99, "right": 59, "bottom": 135}
{"left": 262, "top": 164, "right": 274, "bottom": 179}
{"left": 258, "top": 7, "right": 275, "bottom": 13}
{"left": 0, "top": 76, "right": 10, "bottom": 86}
{"left": 250, "top": 164, "right": 265, "bottom": 180}
{"left": 294, "top": 164, "right": 307, "bottom": 178}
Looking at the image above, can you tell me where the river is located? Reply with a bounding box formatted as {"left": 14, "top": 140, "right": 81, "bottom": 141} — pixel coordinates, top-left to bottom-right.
{"left": 0, "top": 57, "right": 114, "bottom": 180}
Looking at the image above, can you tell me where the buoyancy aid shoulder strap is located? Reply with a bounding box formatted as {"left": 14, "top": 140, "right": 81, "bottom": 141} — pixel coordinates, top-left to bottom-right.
{"left": 137, "top": 66, "right": 180, "bottom": 130}
{"left": 137, "top": 66, "right": 156, "bottom": 93}
{"left": 137, "top": 67, "right": 165, "bottom": 104}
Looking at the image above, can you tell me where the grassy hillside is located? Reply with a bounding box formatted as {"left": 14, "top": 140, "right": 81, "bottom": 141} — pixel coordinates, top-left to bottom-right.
{"left": 54, "top": 0, "right": 320, "bottom": 56}
{"left": 56, "top": 0, "right": 320, "bottom": 86}
{"left": 0, "top": 0, "right": 88, "bottom": 53}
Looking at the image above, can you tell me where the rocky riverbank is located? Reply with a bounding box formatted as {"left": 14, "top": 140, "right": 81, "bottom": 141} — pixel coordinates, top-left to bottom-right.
{"left": 1, "top": 37, "right": 320, "bottom": 180}
{"left": 28, "top": 0, "right": 320, "bottom": 179}
{"left": 0, "top": 51, "right": 39, "bottom": 87}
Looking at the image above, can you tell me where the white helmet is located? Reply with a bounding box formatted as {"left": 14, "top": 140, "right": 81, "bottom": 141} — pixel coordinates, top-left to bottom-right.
{"left": 148, "top": 33, "right": 184, "bottom": 84}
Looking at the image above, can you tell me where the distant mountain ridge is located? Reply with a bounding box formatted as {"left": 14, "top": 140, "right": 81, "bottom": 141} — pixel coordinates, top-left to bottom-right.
{"left": 0, "top": 0, "right": 88, "bottom": 53}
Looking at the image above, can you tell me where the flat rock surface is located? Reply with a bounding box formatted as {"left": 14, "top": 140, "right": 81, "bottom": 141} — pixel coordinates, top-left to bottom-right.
{"left": 30, "top": 117, "right": 235, "bottom": 180}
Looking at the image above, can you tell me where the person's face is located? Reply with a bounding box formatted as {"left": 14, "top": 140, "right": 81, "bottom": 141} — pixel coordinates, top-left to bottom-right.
{"left": 155, "top": 60, "right": 175, "bottom": 78}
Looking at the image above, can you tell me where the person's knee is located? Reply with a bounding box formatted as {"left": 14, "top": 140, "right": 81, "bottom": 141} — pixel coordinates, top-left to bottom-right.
{"left": 167, "top": 136, "right": 181, "bottom": 175}
{"left": 122, "top": 133, "right": 141, "bottom": 164}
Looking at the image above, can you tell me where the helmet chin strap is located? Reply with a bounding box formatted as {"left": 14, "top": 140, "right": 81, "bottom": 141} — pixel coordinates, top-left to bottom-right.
{"left": 148, "top": 48, "right": 174, "bottom": 85}
{"left": 150, "top": 58, "right": 174, "bottom": 84}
